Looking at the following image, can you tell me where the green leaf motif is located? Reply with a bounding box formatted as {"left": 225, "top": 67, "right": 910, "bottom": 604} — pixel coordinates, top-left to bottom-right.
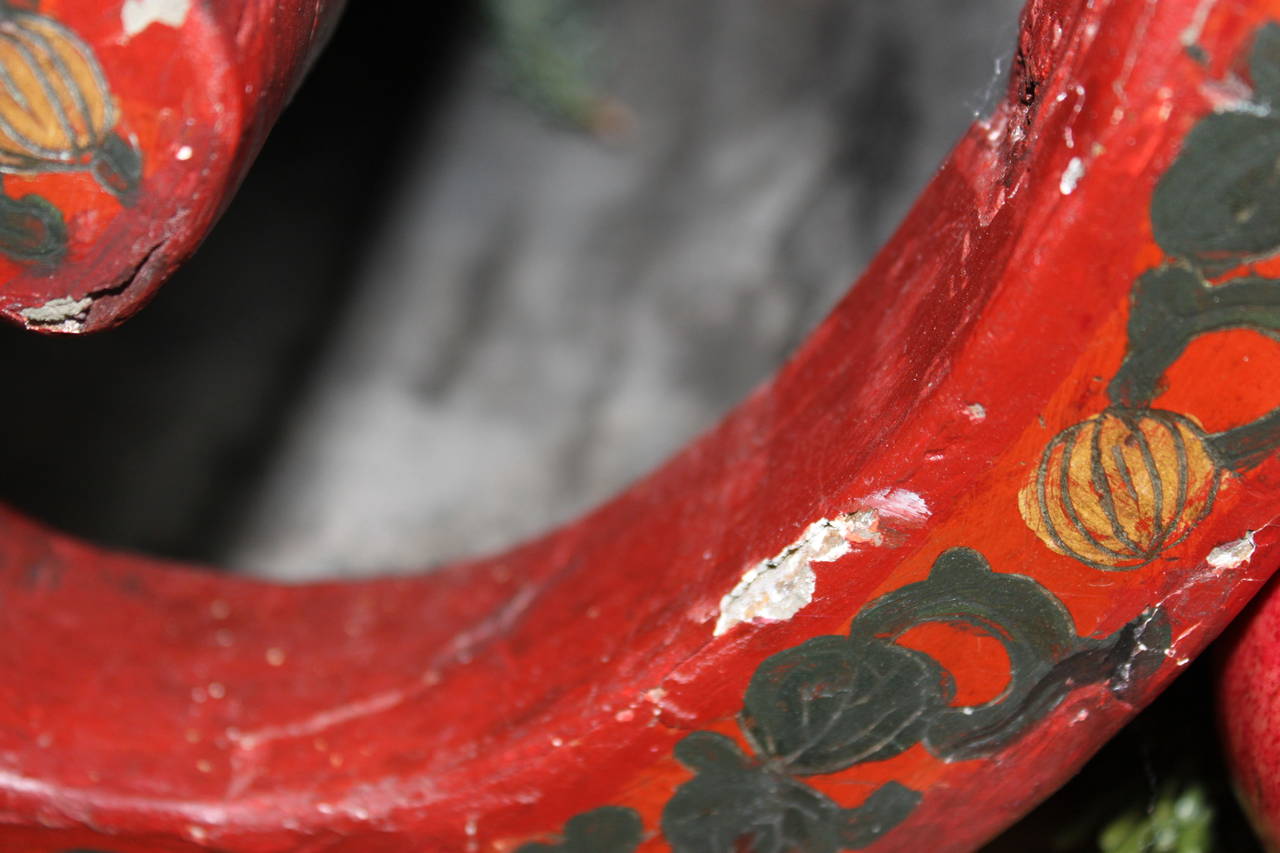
{"left": 661, "top": 732, "right": 921, "bottom": 853}
{"left": 0, "top": 192, "right": 66, "bottom": 266}
{"left": 1148, "top": 22, "right": 1280, "bottom": 273}
{"left": 1108, "top": 265, "right": 1280, "bottom": 469}
{"left": 516, "top": 806, "right": 644, "bottom": 853}
{"left": 740, "top": 635, "right": 947, "bottom": 775}
{"left": 849, "top": 548, "right": 1171, "bottom": 762}
{"left": 662, "top": 547, "right": 1170, "bottom": 852}
{"left": 1251, "top": 22, "right": 1280, "bottom": 106}
{"left": 1150, "top": 111, "right": 1280, "bottom": 272}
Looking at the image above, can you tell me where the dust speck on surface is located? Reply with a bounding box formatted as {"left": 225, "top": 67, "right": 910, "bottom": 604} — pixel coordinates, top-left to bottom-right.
{"left": 1059, "top": 156, "right": 1085, "bottom": 195}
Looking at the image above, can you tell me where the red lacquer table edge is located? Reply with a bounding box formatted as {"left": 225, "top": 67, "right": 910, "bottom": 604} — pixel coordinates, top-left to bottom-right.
{"left": 5, "top": 0, "right": 1280, "bottom": 852}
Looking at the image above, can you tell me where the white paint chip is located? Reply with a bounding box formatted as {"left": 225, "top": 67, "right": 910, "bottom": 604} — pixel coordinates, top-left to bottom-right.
{"left": 175, "top": 145, "right": 193, "bottom": 161}
{"left": 1207, "top": 532, "right": 1256, "bottom": 570}
{"left": 713, "top": 491, "right": 931, "bottom": 636}
{"left": 964, "top": 402, "right": 987, "bottom": 423}
{"left": 20, "top": 296, "right": 91, "bottom": 326}
{"left": 714, "top": 517, "right": 856, "bottom": 636}
{"left": 1059, "top": 156, "right": 1085, "bottom": 195}
{"left": 122, "top": 0, "right": 191, "bottom": 38}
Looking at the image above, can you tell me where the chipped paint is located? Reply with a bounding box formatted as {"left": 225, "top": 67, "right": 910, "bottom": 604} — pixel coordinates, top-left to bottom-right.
{"left": 1059, "top": 156, "right": 1085, "bottom": 195}
{"left": 714, "top": 495, "right": 931, "bottom": 636}
{"left": 1225, "top": 99, "right": 1273, "bottom": 117}
{"left": 714, "top": 517, "right": 858, "bottom": 636}
{"left": 964, "top": 402, "right": 987, "bottom": 423}
{"left": 122, "top": 0, "right": 191, "bottom": 38}
{"left": 20, "top": 296, "right": 91, "bottom": 329}
{"left": 1207, "top": 532, "right": 1256, "bottom": 570}
{"left": 840, "top": 509, "right": 884, "bottom": 545}
{"left": 1193, "top": 67, "right": 1271, "bottom": 114}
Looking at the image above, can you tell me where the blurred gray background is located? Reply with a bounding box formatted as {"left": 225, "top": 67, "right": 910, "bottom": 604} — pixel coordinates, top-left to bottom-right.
{"left": 0, "top": 0, "right": 1022, "bottom": 580}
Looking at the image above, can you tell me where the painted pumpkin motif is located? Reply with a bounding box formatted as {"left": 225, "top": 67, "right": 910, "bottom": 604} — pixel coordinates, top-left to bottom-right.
{"left": 1019, "top": 408, "right": 1222, "bottom": 570}
{"left": 0, "top": 3, "right": 142, "bottom": 265}
{"left": 0, "top": 8, "right": 138, "bottom": 199}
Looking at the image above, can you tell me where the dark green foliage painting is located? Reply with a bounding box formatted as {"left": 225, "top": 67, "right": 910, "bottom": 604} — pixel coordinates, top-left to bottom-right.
{"left": 1152, "top": 24, "right": 1280, "bottom": 273}
{"left": 659, "top": 548, "right": 1170, "bottom": 852}
{"left": 516, "top": 806, "right": 645, "bottom": 853}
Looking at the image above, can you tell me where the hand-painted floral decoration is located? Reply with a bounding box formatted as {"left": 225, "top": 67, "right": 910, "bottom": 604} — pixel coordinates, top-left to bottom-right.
{"left": 0, "top": 1, "right": 140, "bottom": 263}
{"left": 1021, "top": 22, "right": 1280, "bottom": 569}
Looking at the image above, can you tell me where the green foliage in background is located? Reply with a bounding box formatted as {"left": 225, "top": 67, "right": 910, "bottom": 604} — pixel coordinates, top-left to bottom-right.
{"left": 483, "top": 0, "right": 618, "bottom": 132}
{"left": 1098, "top": 783, "right": 1214, "bottom": 853}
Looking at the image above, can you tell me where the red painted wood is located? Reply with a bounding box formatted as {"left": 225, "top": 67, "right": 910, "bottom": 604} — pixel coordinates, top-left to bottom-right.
{"left": 0, "top": 0, "right": 344, "bottom": 333}
{"left": 3, "top": 0, "right": 1280, "bottom": 851}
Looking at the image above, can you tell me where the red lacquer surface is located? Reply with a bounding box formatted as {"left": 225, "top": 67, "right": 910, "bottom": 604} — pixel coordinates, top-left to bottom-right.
{"left": 4, "top": 0, "right": 1280, "bottom": 851}
{"left": 0, "top": 0, "right": 342, "bottom": 332}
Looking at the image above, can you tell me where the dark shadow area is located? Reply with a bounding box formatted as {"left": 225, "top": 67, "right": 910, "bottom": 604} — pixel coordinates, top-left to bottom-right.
{"left": 0, "top": 3, "right": 477, "bottom": 562}
{"left": 984, "top": 644, "right": 1263, "bottom": 853}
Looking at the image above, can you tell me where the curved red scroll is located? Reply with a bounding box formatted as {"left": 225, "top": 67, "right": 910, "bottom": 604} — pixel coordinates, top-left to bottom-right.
{"left": 5, "top": 1, "right": 1280, "bottom": 851}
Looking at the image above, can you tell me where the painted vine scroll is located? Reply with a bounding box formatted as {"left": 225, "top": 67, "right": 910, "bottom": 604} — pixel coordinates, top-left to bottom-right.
{"left": 4, "top": 0, "right": 1280, "bottom": 851}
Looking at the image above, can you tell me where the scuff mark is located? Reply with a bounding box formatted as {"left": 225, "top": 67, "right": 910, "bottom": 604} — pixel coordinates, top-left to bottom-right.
{"left": 1179, "top": 0, "right": 1217, "bottom": 52}
{"left": 1201, "top": 75, "right": 1269, "bottom": 115}
{"left": 1207, "top": 532, "right": 1256, "bottom": 570}
{"left": 121, "top": 0, "right": 191, "bottom": 38}
{"left": 860, "top": 488, "right": 931, "bottom": 523}
{"left": 436, "top": 582, "right": 539, "bottom": 666}
{"left": 223, "top": 688, "right": 408, "bottom": 799}
{"left": 1112, "top": 0, "right": 1158, "bottom": 104}
{"left": 644, "top": 685, "right": 706, "bottom": 729}
{"left": 230, "top": 689, "right": 408, "bottom": 753}
{"left": 20, "top": 296, "right": 91, "bottom": 331}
